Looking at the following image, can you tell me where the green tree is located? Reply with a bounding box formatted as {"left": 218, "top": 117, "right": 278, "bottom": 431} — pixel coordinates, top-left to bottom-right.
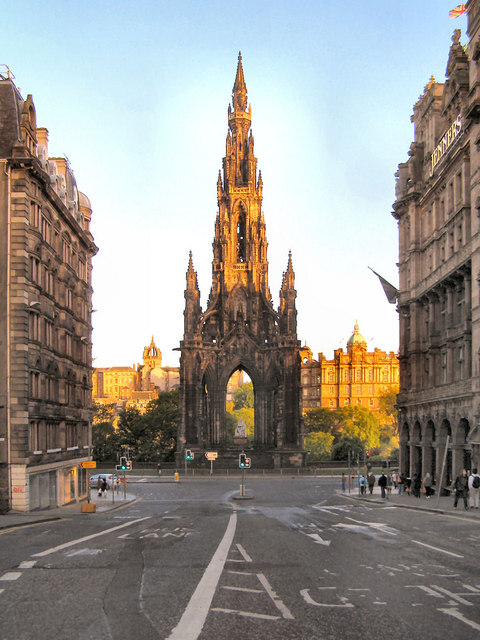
{"left": 303, "top": 407, "right": 344, "bottom": 436}
{"left": 92, "top": 403, "right": 119, "bottom": 462}
{"left": 233, "top": 382, "right": 254, "bottom": 410}
{"left": 331, "top": 435, "right": 365, "bottom": 460}
{"left": 305, "top": 431, "right": 335, "bottom": 461}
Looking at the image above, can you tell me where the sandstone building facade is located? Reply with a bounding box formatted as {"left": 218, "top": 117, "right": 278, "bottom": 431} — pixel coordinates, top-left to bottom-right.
{"left": 300, "top": 322, "right": 399, "bottom": 411}
{"left": 92, "top": 336, "right": 180, "bottom": 412}
{"left": 0, "top": 68, "right": 97, "bottom": 511}
{"left": 178, "top": 54, "right": 303, "bottom": 467}
{"left": 393, "top": 3, "right": 480, "bottom": 487}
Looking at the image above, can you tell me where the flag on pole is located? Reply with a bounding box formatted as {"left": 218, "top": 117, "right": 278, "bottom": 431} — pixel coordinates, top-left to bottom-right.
{"left": 368, "top": 267, "right": 399, "bottom": 304}
{"left": 449, "top": 4, "right": 466, "bottom": 18}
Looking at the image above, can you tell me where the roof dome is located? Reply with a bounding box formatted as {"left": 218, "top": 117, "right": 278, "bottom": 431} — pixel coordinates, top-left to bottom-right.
{"left": 347, "top": 320, "right": 366, "bottom": 347}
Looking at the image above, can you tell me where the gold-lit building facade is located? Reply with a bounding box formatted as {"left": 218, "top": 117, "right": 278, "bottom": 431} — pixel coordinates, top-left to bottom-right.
{"left": 92, "top": 337, "right": 180, "bottom": 412}
{"left": 300, "top": 322, "right": 399, "bottom": 411}
{"left": 393, "top": 4, "right": 480, "bottom": 485}
{"left": 0, "top": 70, "right": 97, "bottom": 512}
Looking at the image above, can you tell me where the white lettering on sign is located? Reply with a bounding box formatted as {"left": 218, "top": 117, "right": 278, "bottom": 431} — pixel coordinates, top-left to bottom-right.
{"left": 430, "top": 114, "right": 462, "bottom": 175}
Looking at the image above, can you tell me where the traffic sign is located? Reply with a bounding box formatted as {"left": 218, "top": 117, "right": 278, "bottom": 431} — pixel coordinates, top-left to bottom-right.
{"left": 205, "top": 451, "right": 218, "bottom": 461}
{"left": 81, "top": 461, "right": 96, "bottom": 469}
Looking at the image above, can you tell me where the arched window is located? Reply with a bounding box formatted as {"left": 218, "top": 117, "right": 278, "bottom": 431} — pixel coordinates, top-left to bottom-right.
{"left": 236, "top": 209, "right": 246, "bottom": 262}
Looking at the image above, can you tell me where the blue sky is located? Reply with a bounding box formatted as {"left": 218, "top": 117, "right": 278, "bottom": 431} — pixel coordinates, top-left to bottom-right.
{"left": 3, "top": 1, "right": 468, "bottom": 366}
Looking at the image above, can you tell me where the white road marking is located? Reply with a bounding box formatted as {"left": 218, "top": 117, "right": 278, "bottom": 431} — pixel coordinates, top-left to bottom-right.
{"left": 345, "top": 517, "right": 398, "bottom": 535}
{"left": 432, "top": 585, "right": 473, "bottom": 606}
{"left": 405, "top": 585, "right": 444, "bottom": 598}
{"left": 256, "top": 573, "right": 294, "bottom": 620}
{"left": 211, "top": 607, "right": 280, "bottom": 620}
{"left": 236, "top": 543, "right": 252, "bottom": 562}
{"left": 0, "top": 572, "right": 21, "bottom": 581}
{"left": 412, "top": 540, "right": 463, "bottom": 559}
{"left": 32, "top": 516, "right": 151, "bottom": 557}
{"left": 227, "top": 570, "right": 254, "bottom": 576}
{"left": 0, "top": 589, "right": 4, "bottom": 594}
{"left": 221, "top": 586, "right": 263, "bottom": 594}
{"left": 18, "top": 561, "right": 36, "bottom": 569}
{"left": 167, "top": 511, "right": 237, "bottom": 640}
{"left": 301, "top": 588, "right": 354, "bottom": 608}
{"left": 306, "top": 533, "right": 331, "bottom": 546}
{"left": 439, "top": 607, "right": 480, "bottom": 631}
{"left": 65, "top": 548, "right": 102, "bottom": 557}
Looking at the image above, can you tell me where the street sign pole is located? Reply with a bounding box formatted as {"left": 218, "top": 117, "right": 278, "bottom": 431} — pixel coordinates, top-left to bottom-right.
{"left": 123, "top": 469, "right": 126, "bottom": 500}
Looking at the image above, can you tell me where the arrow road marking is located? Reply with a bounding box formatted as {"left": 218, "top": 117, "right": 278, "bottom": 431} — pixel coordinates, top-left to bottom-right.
{"left": 306, "top": 533, "right": 331, "bottom": 546}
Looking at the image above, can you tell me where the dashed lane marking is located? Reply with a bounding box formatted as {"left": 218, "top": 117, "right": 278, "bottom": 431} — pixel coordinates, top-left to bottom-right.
{"left": 211, "top": 608, "right": 280, "bottom": 621}
{"left": 412, "top": 540, "right": 464, "bottom": 559}
{"left": 0, "top": 572, "right": 22, "bottom": 581}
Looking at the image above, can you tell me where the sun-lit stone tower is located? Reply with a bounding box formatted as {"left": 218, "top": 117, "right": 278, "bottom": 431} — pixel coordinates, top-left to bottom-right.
{"left": 177, "top": 53, "right": 303, "bottom": 468}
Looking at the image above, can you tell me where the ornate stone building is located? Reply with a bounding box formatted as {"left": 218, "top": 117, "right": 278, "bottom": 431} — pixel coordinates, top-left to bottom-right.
{"left": 177, "top": 54, "right": 303, "bottom": 468}
{"left": 393, "top": 4, "right": 480, "bottom": 487}
{"left": 300, "top": 322, "right": 399, "bottom": 411}
{"left": 92, "top": 336, "right": 180, "bottom": 412}
{"left": 0, "top": 68, "right": 97, "bottom": 511}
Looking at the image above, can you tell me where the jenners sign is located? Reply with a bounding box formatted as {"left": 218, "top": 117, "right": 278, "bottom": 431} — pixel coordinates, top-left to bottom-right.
{"left": 430, "top": 114, "right": 462, "bottom": 175}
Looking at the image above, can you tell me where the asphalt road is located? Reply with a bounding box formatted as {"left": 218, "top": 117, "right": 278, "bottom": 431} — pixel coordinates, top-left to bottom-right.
{"left": 1, "top": 476, "right": 479, "bottom": 640}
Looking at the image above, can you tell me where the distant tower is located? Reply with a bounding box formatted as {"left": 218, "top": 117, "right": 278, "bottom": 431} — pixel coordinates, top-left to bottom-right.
{"left": 178, "top": 53, "right": 303, "bottom": 468}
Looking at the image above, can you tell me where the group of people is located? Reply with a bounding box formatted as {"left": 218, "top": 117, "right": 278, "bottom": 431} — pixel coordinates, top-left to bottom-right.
{"left": 343, "top": 467, "right": 480, "bottom": 510}
{"left": 451, "top": 468, "right": 480, "bottom": 510}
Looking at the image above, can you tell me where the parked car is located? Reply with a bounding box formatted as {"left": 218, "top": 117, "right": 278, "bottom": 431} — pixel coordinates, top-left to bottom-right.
{"left": 89, "top": 473, "right": 117, "bottom": 490}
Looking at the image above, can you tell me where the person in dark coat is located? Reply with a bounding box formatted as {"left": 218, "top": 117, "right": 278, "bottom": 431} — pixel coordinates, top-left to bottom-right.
{"left": 378, "top": 473, "right": 387, "bottom": 499}
{"left": 367, "top": 473, "right": 375, "bottom": 495}
{"left": 453, "top": 469, "right": 469, "bottom": 510}
{"left": 412, "top": 473, "right": 422, "bottom": 498}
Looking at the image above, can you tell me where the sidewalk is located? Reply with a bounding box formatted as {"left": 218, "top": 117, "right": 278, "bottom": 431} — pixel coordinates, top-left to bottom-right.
{"left": 0, "top": 490, "right": 137, "bottom": 530}
{"left": 343, "top": 482, "right": 480, "bottom": 516}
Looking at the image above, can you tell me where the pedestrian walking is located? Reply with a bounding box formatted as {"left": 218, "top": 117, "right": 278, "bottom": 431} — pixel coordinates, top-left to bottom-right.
{"left": 423, "top": 472, "right": 433, "bottom": 498}
{"left": 341, "top": 473, "right": 346, "bottom": 493}
{"left": 97, "top": 475, "right": 103, "bottom": 498}
{"left": 100, "top": 477, "right": 107, "bottom": 498}
{"left": 378, "top": 472, "right": 387, "bottom": 499}
{"left": 412, "top": 473, "right": 422, "bottom": 498}
{"left": 387, "top": 473, "right": 393, "bottom": 498}
{"left": 453, "top": 469, "right": 469, "bottom": 510}
{"left": 397, "top": 473, "right": 405, "bottom": 495}
{"left": 157, "top": 463, "right": 162, "bottom": 476}
{"left": 391, "top": 471, "right": 398, "bottom": 490}
{"left": 359, "top": 475, "right": 367, "bottom": 495}
{"left": 469, "top": 468, "right": 480, "bottom": 509}
{"left": 367, "top": 472, "right": 375, "bottom": 495}
{"left": 405, "top": 476, "right": 412, "bottom": 496}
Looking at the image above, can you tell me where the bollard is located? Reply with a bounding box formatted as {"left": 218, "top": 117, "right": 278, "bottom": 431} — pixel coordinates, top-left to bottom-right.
{"left": 175, "top": 472, "right": 179, "bottom": 482}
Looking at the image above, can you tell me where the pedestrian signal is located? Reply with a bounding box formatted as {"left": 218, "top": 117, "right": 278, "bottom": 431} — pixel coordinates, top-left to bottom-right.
{"left": 185, "top": 449, "right": 193, "bottom": 460}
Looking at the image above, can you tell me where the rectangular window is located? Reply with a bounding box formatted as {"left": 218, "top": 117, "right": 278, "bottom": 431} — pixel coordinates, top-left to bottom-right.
{"left": 41, "top": 216, "right": 52, "bottom": 245}
{"left": 46, "top": 422, "right": 57, "bottom": 450}
{"left": 30, "top": 256, "right": 41, "bottom": 284}
{"left": 44, "top": 319, "right": 54, "bottom": 348}
{"left": 66, "top": 423, "right": 77, "bottom": 449}
{"left": 29, "top": 312, "right": 40, "bottom": 341}
{"left": 66, "top": 287, "right": 73, "bottom": 310}
{"left": 78, "top": 258, "right": 86, "bottom": 281}
{"left": 62, "top": 238, "right": 72, "bottom": 266}
{"left": 29, "top": 420, "right": 42, "bottom": 452}
{"left": 65, "top": 332, "right": 72, "bottom": 357}
{"left": 357, "top": 385, "right": 362, "bottom": 395}
{"left": 30, "top": 201, "right": 40, "bottom": 228}
{"left": 29, "top": 371, "right": 40, "bottom": 398}
{"left": 43, "top": 267, "right": 54, "bottom": 295}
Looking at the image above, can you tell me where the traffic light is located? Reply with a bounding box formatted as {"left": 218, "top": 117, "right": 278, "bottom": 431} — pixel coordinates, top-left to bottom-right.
{"left": 239, "top": 453, "right": 247, "bottom": 468}
{"left": 366, "top": 451, "right": 370, "bottom": 458}
{"left": 245, "top": 457, "right": 251, "bottom": 469}
{"left": 185, "top": 449, "right": 193, "bottom": 460}
{"left": 126, "top": 460, "right": 132, "bottom": 471}
{"left": 120, "top": 456, "right": 127, "bottom": 470}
